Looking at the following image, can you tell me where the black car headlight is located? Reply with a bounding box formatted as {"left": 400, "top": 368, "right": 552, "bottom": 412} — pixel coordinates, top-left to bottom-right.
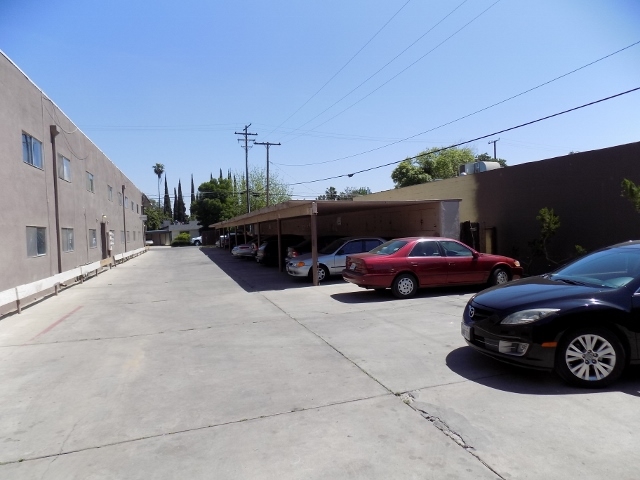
{"left": 501, "top": 308, "right": 559, "bottom": 325}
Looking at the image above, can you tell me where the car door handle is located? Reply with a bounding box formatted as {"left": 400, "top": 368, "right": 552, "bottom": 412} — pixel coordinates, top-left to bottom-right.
{"left": 411, "top": 263, "right": 418, "bottom": 267}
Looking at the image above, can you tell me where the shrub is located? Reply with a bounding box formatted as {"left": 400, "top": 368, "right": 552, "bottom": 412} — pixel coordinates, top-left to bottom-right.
{"left": 171, "top": 232, "right": 191, "bottom": 247}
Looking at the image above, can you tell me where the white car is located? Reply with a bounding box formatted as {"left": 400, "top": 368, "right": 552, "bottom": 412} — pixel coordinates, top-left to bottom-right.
{"left": 190, "top": 236, "right": 202, "bottom": 246}
{"left": 286, "top": 237, "right": 385, "bottom": 281}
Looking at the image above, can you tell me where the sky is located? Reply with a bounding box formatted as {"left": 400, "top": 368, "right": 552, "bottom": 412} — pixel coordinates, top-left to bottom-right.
{"left": 1, "top": 0, "right": 639, "bottom": 205}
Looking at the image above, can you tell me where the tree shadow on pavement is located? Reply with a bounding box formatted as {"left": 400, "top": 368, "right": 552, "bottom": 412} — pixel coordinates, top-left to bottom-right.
{"left": 446, "top": 346, "right": 640, "bottom": 397}
{"left": 199, "top": 247, "right": 343, "bottom": 293}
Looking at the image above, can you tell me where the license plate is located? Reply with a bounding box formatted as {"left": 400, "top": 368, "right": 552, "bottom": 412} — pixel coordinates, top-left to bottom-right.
{"left": 461, "top": 323, "right": 472, "bottom": 341}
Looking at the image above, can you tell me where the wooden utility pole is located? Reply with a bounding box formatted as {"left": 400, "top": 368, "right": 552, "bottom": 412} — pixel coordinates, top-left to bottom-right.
{"left": 235, "top": 124, "right": 257, "bottom": 213}
{"left": 488, "top": 138, "right": 500, "bottom": 159}
{"left": 254, "top": 141, "right": 281, "bottom": 206}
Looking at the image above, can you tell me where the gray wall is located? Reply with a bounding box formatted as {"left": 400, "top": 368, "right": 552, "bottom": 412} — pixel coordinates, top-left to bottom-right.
{"left": 0, "top": 52, "right": 145, "bottom": 292}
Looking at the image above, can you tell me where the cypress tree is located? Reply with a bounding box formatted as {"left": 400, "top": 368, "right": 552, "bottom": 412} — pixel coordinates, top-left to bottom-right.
{"left": 163, "top": 177, "right": 172, "bottom": 217}
{"left": 219, "top": 168, "right": 223, "bottom": 180}
{"left": 177, "top": 180, "right": 186, "bottom": 222}
{"left": 190, "top": 175, "right": 195, "bottom": 205}
{"left": 173, "top": 188, "right": 178, "bottom": 221}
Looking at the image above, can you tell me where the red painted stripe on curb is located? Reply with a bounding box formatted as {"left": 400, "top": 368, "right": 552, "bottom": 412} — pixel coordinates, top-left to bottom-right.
{"left": 25, "top": 306, "right": 83, "bottom": 344}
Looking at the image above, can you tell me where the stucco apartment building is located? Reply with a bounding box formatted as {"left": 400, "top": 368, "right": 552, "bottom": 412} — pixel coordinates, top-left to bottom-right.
{"left": 0, "top": 51, "right": 146, "bottom": 300}
{"left": 357, "top": 141, "right": 640, "bottom": 266}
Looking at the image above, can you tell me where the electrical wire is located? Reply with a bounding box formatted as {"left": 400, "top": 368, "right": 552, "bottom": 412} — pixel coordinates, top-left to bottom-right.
{"left": 274, "top": 39, "right": 640, "bottom": 167}
{"left": 278, "top": 0, "right": 474, "bottom": 143}
{"left": 264, "top": 0, "right": 414, "bottom": 140}
{"left": 284, "top": 86, "right": 640, "bottom": 186}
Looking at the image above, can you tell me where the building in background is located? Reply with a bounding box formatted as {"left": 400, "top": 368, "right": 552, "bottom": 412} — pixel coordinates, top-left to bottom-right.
{"left": 0, "top": 51, "right": 147, "bottom": 294}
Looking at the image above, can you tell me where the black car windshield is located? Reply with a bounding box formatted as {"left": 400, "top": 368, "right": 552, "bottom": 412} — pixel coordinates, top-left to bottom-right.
{"left": 319, "top": 238, "right": 347, "bottom": 255}
{"left": 552, "top": 248, "right": 640, "bottom": 288}
{"left": 369, "top": 240, "right": 408, "bottom": 255}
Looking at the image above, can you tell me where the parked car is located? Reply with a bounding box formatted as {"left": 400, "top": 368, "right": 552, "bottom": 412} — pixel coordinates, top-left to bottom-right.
{"left": 190, "top": 236, "right": 202, "bottom": 246}
{"left": 285, "top": 235, "right": 345, "bottom": 263}
{"left": 287, "top": 237, "right": 385, "bottom": 281}
{"left": 342, "top": 237, "right": 522, "bottom": 298}
{"left": 256, "top": 235, "right": 305, "bottom": 265}
{"left": 461, "top": 240, "right": 640, "bottom": 388}
{"left": 217, "top": 233, "right": 249, "bottom": 248}
{"left": 231, "top": 242, "right": 256, "bottom": 258}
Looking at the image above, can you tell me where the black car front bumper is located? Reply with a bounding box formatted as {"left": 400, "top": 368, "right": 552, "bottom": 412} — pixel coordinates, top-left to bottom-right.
{"left": 462, "top": 302, "right": 556, "bottom": 370}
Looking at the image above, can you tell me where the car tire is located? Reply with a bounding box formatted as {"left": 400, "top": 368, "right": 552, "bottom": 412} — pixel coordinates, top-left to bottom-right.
{"left": 193, "top": 241, "right": 201, "bottom": 246}
{"left": 392, "top": 273, "right": 418, "bottom": 299}
{"left": 555, "top": 327, "right": 626, "bottom": 388}
{"left": 309, "top": 265, "right": 330, "bottom": 282}
{"left": 490, "top": 267, "right": 509, "bottom": 286}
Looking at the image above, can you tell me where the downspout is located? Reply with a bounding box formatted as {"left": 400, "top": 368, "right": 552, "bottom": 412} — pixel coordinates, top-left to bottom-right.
{"left": 50, "top": 125, "right": 62, "bottom": 273}
{"left": 122, "top": 184, "right": 127, "bottom": 252}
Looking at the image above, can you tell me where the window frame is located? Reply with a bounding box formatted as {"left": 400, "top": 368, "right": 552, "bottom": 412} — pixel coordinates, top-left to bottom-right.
{"left": 89, "top": 229, "right": 97, "bottom": 249}
{"left": 61, "top": 228, "right": 74, "bottom": 252}
{"left": 26, "top": 226, "right": 47, "bottom": 257}
{"left": 22, "top": 133, "right": 43, "bottom": 169}
{"left": 58, "top": 155, "right": 72, "bottom": 182}
{"left": 86, "top": 172, "right": 94, "bottom": 193}
{"left": 108, "top": 185, "right": 113, "bottom": 202}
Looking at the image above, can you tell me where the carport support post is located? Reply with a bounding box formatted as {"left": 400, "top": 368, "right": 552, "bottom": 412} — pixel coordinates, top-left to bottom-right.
{"left": 277, "top": 218, "right": 283, "bottom": 272}
{"left": 311, "top": 202, "right": 319, "bottom": 286}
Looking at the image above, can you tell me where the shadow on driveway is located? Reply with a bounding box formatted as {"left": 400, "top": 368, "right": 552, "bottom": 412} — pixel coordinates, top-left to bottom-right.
{"left": 199, "top": 247, "right": 344, "bottom": 293}
{"left": 446, "top": 346, "right": 640, "bottom": 397}
{"left": 330, "top": 285, "right": 481, "bottom": 304}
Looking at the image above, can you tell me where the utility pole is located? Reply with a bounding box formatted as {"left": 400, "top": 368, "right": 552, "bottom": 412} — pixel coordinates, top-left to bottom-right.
{"left": 235, "top": 124, "right": 258, "bottom": 213}
{"left": 488, "top": 138, "right": 500, "bottom": 159}
{"left": 254, "top": 141, "right": 281, "bottom": 207}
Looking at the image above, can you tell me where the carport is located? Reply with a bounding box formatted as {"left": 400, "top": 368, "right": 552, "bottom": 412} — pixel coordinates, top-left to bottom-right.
{"left": 211, "top": 199, "right": 461, "bottom": 285}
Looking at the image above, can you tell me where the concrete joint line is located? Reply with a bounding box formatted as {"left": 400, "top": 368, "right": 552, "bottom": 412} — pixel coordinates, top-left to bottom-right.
{"left": 260, "top": 295, "right": 395, "bottom": 395}
{"left": 400, "top": 393, "right": 506, "bottom": 480}
{"left": 0, "top": 393, "right": 391, "bottom": 467}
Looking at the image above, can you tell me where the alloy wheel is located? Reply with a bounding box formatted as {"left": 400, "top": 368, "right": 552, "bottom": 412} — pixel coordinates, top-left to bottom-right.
{"left": 565, "top": 334, "right": 616, "bottom": 382}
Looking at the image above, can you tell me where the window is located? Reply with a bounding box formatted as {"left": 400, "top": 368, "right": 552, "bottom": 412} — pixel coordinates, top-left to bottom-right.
{"left": 26, "top": 226, "right": 46, "bottom": 256}
{"left": 131, "top": 201, "right": 134, "bottom": 211}
{"left": 136, "top": 204, "right": 139, "bottom": 214}
{"left": 22, "top": 133, "right": 43, "bottom": 169}
{"left": 86, "top": 172, "right": 94, "bottom": 193}
{"left": 118, "top": 192, "right": 123, "bottom": 206}
{"left": 127, "top": 231, "right": 130, "bottom": 241}
{"left": 109, "top": 230, "right": 115, "bottom": 250}
{"left": 58, "top": 155, "right": 71, "bottom": 182}
{"left": 121, "top": 230, "right": 125, "bottom": 243}
{"left": 440, "top": 241, "right": 473, "bottom": 257}
{"left": 125, "top": 196, "right": 129, "bottom": 208}
{"left": 410, "top": 241, "right": 440, "bottom": 257}
{"left": 61, "top": 228, "right": 74, "bottom": 252}
{"left": 108, "top": 185, "right": 113, "bottom": 201}
{"left": 89, "top": 229, "right": 97, "bottom": 248}
{"left": 133, "top": 231, "right": 136, "bottom": 241}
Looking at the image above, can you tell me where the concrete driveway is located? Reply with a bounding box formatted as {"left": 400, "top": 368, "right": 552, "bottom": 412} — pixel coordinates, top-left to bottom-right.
{"left": 0, "top": 246, "right": 638, "bottom": 479}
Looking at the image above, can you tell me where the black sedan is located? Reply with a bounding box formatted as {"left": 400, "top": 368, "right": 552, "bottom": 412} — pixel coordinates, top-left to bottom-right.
{"left": 462, "top": 241, "right": 640, "bottom": 388}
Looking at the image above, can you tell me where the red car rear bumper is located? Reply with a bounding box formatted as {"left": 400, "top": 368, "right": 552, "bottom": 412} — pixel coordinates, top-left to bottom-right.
{"left": 342, "top": 270, "right": 392, "bottom": 289}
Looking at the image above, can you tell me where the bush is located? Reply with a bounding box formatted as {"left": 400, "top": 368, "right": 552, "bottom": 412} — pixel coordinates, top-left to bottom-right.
{"left": 171, "top": 232, "right": 191, "bottom": 247}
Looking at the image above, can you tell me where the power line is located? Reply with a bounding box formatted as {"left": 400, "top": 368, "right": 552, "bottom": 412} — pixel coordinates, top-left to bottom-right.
{"left": 278, "top": 0, "right": 474, "bottom": 143}
{"left": 264, "top": 0, "right": 414, "bottom": 140}
{"left": 284, "top": 86, "right": 640, "bottom": 186}
{"left": 274, "top": 39, "right": 640, "bottom": 167}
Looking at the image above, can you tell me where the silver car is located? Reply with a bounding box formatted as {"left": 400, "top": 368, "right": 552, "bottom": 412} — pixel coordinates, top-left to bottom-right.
{"left": 286, "top": 237, "right": 385, "bottom": 281}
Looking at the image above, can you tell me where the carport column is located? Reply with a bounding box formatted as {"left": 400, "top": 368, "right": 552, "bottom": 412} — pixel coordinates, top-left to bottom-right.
{"left": 311, "top": 202, "right": 319, "bottom": 286}
{"left": 277, "top": 218, "right": 283, "bottom": 272}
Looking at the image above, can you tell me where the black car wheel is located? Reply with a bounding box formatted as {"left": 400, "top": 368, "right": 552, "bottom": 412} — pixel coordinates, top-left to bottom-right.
{"left": 490, "top": 267, "right": 509, "bottom": 286}
{"left": 309, "top": 265, "right": 329, "bottom": 282}
{"left": 392, "top": 273, "right": 417, "bottom": 299}
{"left": 555, "top": 328, "right": 626, "bottom": 388}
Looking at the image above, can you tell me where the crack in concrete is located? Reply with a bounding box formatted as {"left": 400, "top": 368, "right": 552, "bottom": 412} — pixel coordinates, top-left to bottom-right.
{"left": 401, "top": 393, "right": 506, "bottom": 480}
{"left": 0, "top": 393, "right": 390, "bottom": 467}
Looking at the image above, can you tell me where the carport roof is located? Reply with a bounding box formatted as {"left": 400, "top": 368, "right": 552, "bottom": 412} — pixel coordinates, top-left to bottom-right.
{"left": 210, "top": 199, "right": 460, "bottom": 229}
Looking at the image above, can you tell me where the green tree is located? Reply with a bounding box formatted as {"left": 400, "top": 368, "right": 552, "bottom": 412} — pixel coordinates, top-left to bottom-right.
{"left": 176, "top": 180, "right": 186, "bottom": 222}
{"left": 235, "top": 165, "right": 293, "bottom": 212}
{"left": 317, "top": 186, "right": 339, "bottom": 200}
{"left": 340, "top": 187, "right": 372, "bottom": 199}
{"left": 145, "top": 201, "right": 168, "bottom": 230}
{"left": 621, "top": 178, "right": 640, "bottom": 212}
{"left": 191, "top": 178, "right": 237, "bottom": 230}
{"left": 153, "top": 163, "right": 164, "bottom": 208}
{"left": 391, "top": 147, "right": 486, "bottom": 188}
{"left": 163, "top": 177, "right": 172, "bottom": 218}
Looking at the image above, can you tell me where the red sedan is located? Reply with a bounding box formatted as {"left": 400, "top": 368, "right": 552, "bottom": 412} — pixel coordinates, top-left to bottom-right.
{"left": 342, "top": 237, "right": 523, "bottom": 299}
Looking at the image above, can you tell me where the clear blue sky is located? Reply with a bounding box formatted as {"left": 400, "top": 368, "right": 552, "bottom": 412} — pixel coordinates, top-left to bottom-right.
{"left": 2, "top": 0, "right": 639, "bottom": 204}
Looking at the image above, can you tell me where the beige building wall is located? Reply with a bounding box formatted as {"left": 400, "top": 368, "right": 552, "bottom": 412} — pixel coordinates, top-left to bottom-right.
{"left": 357, "top": 142, "right": 640, "bottom": 261}
{"left": 0, "top": 52, "right": 145, "bottom": 292}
